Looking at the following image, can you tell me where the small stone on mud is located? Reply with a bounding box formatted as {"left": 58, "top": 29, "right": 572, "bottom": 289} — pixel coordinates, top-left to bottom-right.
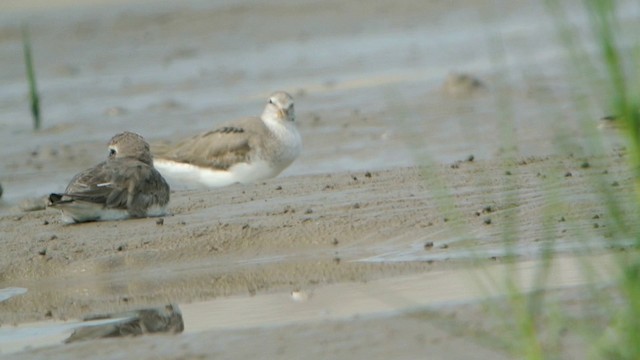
{"left": 467, "top": 154, "right": 474, "bottom": 162}
{"left": 332, "top": 238, "right": 339, "bottom": 246}
{"left": 43, "top": 220, "right": 49, "bottom": 225}
{"left": 117, "top": 244, "right": 126, "bottom": 252}
{"left": 559, "top": 216, "right": 565, "bottom": 222}
{"left": 505, "top": 171, "right": 512, "bottom": 176}
{"left": 353, "top": 203, "right": 361, "bottom": 209}
{"left": 439, "top": 244, "right": 449, "bottom": 249}
{"left": 156, "top": 218, "right": 164, "bottom": 225}
{"left": 611, "top": 181, "right": 619, "bottom": 187}
{"left": 44, "top": 310, "right": 53, "bottom": 318}
{"left": 275, "top": 185, "right": 283, "bottom": 190}
{"left": 333, "top": 256, "right": 341, "bottom": 264}
{"left": 443, "top": 217, "right": 449, "bottom": 223}
{"left": 291, "top": 290, "right": 310, "bottom": 302}
{"left": 305, "top": 208, "right": 313, "bottom": 214}
{"left": 424, "top": 241, "right": 434, "bottom": 250}
{"left": 38, "top": 249, "right": 47, "bottom": 256}
{"left": 593, "top": 223, "right": 599, "bottom": 228}
{"left": 483, "top": 218, "right": 492, "bottom": 225}
{"left": 592, "top": 214, "right": 600, "bottom": 219}
{"left": 365, "top": 171, "right": 372, "bottom": 178}
{"left": 565, "top": 172, "right": 572, "bottom": 177}
{"left": 581, "top": 161, "right": 590, "bottom": 168}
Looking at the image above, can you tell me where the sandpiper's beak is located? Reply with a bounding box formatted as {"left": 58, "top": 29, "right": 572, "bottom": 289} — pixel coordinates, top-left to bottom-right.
{"left": 278, "top": 109, "right": 286, "bottom": 119}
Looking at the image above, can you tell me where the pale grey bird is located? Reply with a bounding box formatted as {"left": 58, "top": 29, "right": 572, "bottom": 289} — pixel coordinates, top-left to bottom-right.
{"left": 153, "top": 91, "right": 302, "bottom": 188}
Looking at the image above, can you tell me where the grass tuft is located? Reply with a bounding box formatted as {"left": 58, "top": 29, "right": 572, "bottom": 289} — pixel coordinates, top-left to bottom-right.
{"left": 21, "top": 24, "right": 41, "bottom": 131}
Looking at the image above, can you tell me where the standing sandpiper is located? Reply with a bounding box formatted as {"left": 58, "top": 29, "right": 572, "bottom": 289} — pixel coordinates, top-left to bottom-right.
{"left": 153, "top": 91, "right": 302, "bottom": 188}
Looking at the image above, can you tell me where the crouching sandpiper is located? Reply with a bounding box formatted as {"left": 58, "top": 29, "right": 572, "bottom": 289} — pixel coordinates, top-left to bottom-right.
{"left": 49, "top": 132, "right": 170, "bottom": 224}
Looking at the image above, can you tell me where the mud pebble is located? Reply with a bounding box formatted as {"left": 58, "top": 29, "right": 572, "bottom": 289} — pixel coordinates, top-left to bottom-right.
{"left": 593, "top": 223, "right": 600, "bottom": 228}
{"left": 275, "top": 186, "right": 283, "bottom": 190}
{"left": 365, "top": 171, "right": 372, "bottom": 178}
{"left": 505, "top": 171, "right": 512, "bottom": 176}
{"left": 38, "top": 249, "right": 47, "bottom": 256}
{"left": 332, "top": 238, "right": 339, "bottom": 246}
{"left": 333, "top": 256, "right": 341, "bottom": 264}
{"left": 565, "top": 172, "right": 572, "bottom": 177}
{"left": 439, "top": 244, "right": 449, "bottom": 249}
{"left": 305, "top": 208, "right": 313, "bottom": 214}
{"left": 352, "top": 175, "right": 358, "bottom": 181}
{"left": 483, "top": 218, "right": 492, "bottom": 225}
{"left": 581, "top": 161, "right": 590, "bottom": 168}
{"left": 611, "top": 181, "right": 619, "bottom": 187}
{"left": 156, "top": 218, "right": 164, "bottom": 225}
{"left": 592, "top": 214, "right": 600, "bottom": 219}
{"left": 242, "top": 224, "right": 250, "bottom": 230}
{"left": 443, "top": 217, "right": 449, "bottom": 223}
{"left": 442, "top": 73, "right": 485, "bottom": 97}
{"left": 559, "top": 216, "right": 565, "bottom": 222}
{"left": 291, "top": 290, "right": 310, "bottom": 302}
{"left": 117, "top": 244, "right": 126, "bottom": 252}
{"left": 353, "top": 203, "right": 361, "bottom": 209}
{"left": 43, "top": 220, "right": 49, "bottom": 225}
{"left": 424, "top": 241, "right": 434, "bottom": 250}
{"left": 467, "top": 154, "right": 474, "bottom": 162}
{"left": 44, "top": 310, "right": 53, "bottom": 318}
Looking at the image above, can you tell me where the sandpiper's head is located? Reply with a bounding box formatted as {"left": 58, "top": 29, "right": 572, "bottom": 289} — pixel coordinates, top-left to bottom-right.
{"left": 262, "top": 91, "right": 295, "bottom": 123}
{"left": 107, "top": 131, "right": 153, "bottom": 165}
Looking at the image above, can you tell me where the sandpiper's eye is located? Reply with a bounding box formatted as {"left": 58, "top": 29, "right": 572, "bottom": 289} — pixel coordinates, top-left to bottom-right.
{"left": 269, "top": 98, "right": 274, "bottom": 105}
{"left": 109, "top": 148, "right": 116, "bottom": 157}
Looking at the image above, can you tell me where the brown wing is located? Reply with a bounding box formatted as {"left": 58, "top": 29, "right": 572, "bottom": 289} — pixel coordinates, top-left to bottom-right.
{"left": 61, "top": 160, "right": 170, "bottom": 215}
{"left": 62, "top": 161, "right": 114, "bottom": 204}
{"left": 153, "top": 117, "right": 268, "bottom": 170}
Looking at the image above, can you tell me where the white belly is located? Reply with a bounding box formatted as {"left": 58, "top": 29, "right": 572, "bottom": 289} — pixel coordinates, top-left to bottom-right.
{"left": 154, "top": 159, "right": 281, "bottom": 189}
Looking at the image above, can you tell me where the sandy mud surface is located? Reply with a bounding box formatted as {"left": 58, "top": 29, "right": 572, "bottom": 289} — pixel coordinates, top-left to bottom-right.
{"left": 1, "top": 0, "right": 639, "bottom": 358}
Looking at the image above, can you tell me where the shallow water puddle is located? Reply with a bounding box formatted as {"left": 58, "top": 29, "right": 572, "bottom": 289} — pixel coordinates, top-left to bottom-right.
{"left": 0, "top": 288, "right": 27, "bottom": 303}
{"left": 0, "top": 317, "right": 132, "bottom": 354}
{"left": 0, "top": 253, "right": 621, "bottom": 355}
{"left": 182, "top": 252, "right": 619, "bottom": 332}
{"left": 358, "top": 237, "right": 633, "bottom": 263}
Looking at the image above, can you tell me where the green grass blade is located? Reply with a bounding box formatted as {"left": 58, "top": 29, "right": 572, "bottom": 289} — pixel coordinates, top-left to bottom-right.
{"left": 21, "top": 24, "right": 41, "bottom": 130}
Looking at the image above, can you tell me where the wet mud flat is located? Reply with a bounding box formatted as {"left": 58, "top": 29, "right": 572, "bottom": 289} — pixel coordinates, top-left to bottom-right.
{"left": 1, "top": 0, "right": 639, "bottom": 358}
{"left": 0, "top": 152, "right": 637, "bottom": 357}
